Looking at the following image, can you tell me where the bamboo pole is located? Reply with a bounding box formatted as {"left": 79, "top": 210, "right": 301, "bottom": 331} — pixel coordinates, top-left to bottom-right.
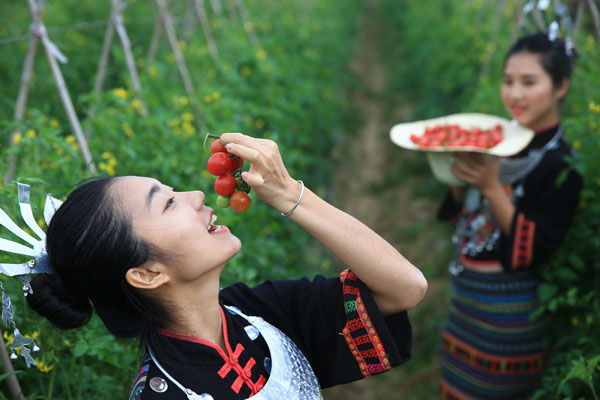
{"left": 3, "top": 35, "right": 38, "bottom": 185}
{"left": 209, "top": 0, "right": 222, "bottom": 16}
{"left": 112, "top": 0, "right": 148, "bottom": 115}
{"left": 85, "top": 0, "right": 147, "bottom": 139}
{"left": 225, "top": 0, "right": 238, "bottom": 24}
{"left": 512, "top": 0, "right": 529, "bottom": 40}
{"left": 155, "top": 0, "right": 203, "bottom": 126}
{"left": 193, "top": 0, "right": 220, "bottom": 66}
{"left": 574, "top": 0, "right": 585, "bottom": 33}
{"left": 84, "top": 18, "right": 115, "bottom": 139}
{"left": 587, "top": 0, "right": 600, "bottom": 38}
{"left": 182, "top": 0, "right": 198, "bottom": 40}
{"left": 235, "top": 0, "right": 260, "bottom": 48}
{"left": 0, "top": 335, "right": 24, "bottom": 399}
{"left": 146, "top": 15, "right": 163, "bottom": 66}
{"left": 27, "top": 0, "right": 96, "bottom": 174}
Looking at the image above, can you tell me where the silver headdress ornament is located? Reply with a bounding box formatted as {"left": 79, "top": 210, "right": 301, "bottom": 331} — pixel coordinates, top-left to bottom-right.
{"left": 519, "top": 0, "right": 575, "bottom": 57}
{"left": 0, "top": 183, "right": 62, "bottom": 367}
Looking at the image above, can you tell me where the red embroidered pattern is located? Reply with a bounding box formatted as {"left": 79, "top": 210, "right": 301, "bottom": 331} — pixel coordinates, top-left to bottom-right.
{"left": 443, "top": 332, "right": 546, "bottom": 375}
{"left": 340, "top": 269, "right": 391, "bottom": 378}
{"left": 440, "top": 379, "right": 476, "bottom": 400}
{"left": 511, "top": 213, "right": 536, "bottom": 269}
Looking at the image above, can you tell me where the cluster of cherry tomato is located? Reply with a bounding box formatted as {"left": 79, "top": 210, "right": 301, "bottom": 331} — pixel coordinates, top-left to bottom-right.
{"left": 410, "top": 124, "right": 504, "bottom": 149}
{"left": 206, "top": 136, "right": 251, "bottom": 213}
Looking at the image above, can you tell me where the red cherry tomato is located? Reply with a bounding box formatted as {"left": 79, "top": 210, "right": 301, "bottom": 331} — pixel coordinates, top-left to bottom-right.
{"left": 216, "top": 195, "right": 230, "bottom": 208}
{"left": 229, "top": 155, "right": 244, "bottom": 173}
{"left": 214, "top": 174, "right": 237, "bottom": 196}
{"left": 230, "top": 191, "right": 250, "bottom": 213}
{"left": 207, "top": 152, "right": 232, "bottom": 176}
{"left": 211, "top": 139, "right": 227, "bottom": 154}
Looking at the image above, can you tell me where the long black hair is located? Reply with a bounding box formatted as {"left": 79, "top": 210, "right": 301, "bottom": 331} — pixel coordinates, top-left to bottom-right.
{"left": 26, "top": 177, "right": 173, "bottom": 351}
{"left": 505, "top": 32, "right": 576, "bottom": 89}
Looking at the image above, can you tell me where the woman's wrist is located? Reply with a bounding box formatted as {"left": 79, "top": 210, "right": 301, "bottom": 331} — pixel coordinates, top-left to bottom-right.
{"left": 273, "top": 178, "right": 304, "bottom": 215}
{"left": 480, "top": 180, "right": 504, "bottom": 199}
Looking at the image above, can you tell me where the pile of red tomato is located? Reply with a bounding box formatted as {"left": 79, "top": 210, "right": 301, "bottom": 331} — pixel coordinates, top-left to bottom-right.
{"left": 409, "top": 124, "right": 503, "bottom": 149}
{"left": 206, "top": 138, "right": 251, "bottom": 212}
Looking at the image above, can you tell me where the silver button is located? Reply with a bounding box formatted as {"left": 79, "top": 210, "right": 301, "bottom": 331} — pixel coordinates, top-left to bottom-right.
{"left": 149, "top": 376, "right": 168, "bottom": 393}
{"left": 244, "top": 325, "right": 260, "bottom": 340}
{"left": 264, "top": 357, "right": 272, "bottom": 374}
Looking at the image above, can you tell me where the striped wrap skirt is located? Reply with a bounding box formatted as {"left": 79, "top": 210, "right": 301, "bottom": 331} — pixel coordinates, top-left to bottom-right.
{"left": 440, "top": 269, "right": 549, "bottom": 400}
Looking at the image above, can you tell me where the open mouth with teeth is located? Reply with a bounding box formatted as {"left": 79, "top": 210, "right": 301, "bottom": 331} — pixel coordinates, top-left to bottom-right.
{"left": 208, "top": 214, "right": 224, "bottom": 233}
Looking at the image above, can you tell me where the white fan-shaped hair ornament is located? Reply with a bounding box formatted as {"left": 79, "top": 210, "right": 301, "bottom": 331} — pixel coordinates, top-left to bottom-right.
{"left": 0, "top": 183, "right": 63, "bottom": 368}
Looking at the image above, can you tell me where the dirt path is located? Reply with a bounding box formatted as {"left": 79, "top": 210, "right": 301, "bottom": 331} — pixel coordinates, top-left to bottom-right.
{"left": 324, "top": 0, "right": 451, "bottom": 399}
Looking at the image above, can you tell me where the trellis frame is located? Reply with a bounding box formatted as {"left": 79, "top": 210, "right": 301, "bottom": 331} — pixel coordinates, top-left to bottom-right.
{"left": 3, "top": 0, "right": 97, "bottom": 186}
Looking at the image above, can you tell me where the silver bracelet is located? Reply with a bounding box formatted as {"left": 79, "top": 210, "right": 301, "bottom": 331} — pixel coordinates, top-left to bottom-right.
{"left": 281, "top": 180, "right": 304, "bottom": 217}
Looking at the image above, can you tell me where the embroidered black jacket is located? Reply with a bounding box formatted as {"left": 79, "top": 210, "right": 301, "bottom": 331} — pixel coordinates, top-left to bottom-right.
{"left": 438, "top": 124, "right": 583, "bottom": 272}
{"left": 129, "top": 270, "right": 412, "bottom": 399}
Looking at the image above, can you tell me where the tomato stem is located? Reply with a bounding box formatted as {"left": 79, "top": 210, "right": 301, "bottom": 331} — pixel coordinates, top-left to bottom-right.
{"left": 202, "top": 132, "right": 221, "bottom": 152}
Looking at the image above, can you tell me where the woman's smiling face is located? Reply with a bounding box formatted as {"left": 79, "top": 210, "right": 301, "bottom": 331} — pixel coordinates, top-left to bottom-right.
{"left": 113, "top": 176, "right": 241, "bottom": 282}
{"left": 501, "top": 52, "right": 567, "bottom": 131}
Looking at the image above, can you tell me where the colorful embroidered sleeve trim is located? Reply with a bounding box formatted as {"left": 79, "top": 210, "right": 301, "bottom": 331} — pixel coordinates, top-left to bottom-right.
{"left": 339, "top": 268, "right": 392, "bottom": 378}
{"left": 129, "top": 354, "right": 151, "bottom": 400}
{"left": 511, "top": 213, "right": 536, "bottom": 269}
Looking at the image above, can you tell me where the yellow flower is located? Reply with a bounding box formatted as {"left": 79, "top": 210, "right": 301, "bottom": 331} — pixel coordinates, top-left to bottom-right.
{"left": 203, "top": 94, "right": 213, "bottom": 104}
{"left": 112, "top": 88, "right": 128, "bottom": 101}
{"left": 99, "top": 162, "right": 116, "bottom": 176}
{"left": 65, "top": 135, "right": 76, "bottom": 144}
{"left": 182, "top": 121, "right": 195, "bottom": 136}
{"left": 572, "top": 140, "right": 581, "bottom": 150}
{"left": 35, "top": 358, "right": 54, "bottom": 374}
{"left": 588, "top": 102, "right": 600, "bottom": 113}
{"left": 240, "top": 66, "right": 251, "bottom": 77}
{"left": 255, "top": 48, "right": 267, "bottom": 61}
{"left": 211, "top": 18, "right": 222, "bottom": 29}
{"left": 101, "top": 151, "right": 112, "bottom": 159}
{"left": 122, "top": 122, "right": 134, "bottom": 138}
{"left": 243, "top": 21, "right": 253, "bottom": 33}
{"left": 132, "top": 99, "right": 144, "bottom": 115}
{"left": 3, "top": 331, "right": 14, "bottom": 346}
{"left": 148, "top": 66, "right": 158, "bottom": 77}
{"left": 178, "top": 40, "right": 187, "bottom": 51}
{"left": 182, "top": 112, "right": 194, "bottom": 122}
{"left": 212, "top": 91, "right": 221, "bottom": 101}
{"left": 167, "top": 118, "right": 180, "bottom": 128}
{"left": 12, "top": 132, "right": 22, "bottom": 145}
{"left": 584, "top": 35, "right": 595, "bottom": 51}
{"left": 49, "top": 119, "right": 59, "bottom": 128}
{"left": 26, "top": 129, "right": 36, "bottom": 138}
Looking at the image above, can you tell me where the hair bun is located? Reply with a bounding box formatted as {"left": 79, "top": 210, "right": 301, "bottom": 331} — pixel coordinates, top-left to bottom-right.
{"left": 26, "top": 273, "right": 92, "bottom": 330}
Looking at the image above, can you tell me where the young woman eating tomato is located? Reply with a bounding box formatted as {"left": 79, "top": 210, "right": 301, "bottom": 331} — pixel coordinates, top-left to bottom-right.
{"left": 437, "top": 33, "right": 583, "bottom": 400}
{"left": 25, "top": 133, "right": 427, "bottom": 399}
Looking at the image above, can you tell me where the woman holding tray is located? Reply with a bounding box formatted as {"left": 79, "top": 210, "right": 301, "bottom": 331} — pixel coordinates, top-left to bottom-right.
{"left": 437, "top": 33, "right": 582, "bottom": 399}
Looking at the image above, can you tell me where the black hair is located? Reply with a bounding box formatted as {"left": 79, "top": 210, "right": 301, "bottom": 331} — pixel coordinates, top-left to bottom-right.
{"left": 505, "top": 32, "right": 576, "bottom": 88}
{"left": 26, "top": 177, "right": 174, "bottom": 352}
